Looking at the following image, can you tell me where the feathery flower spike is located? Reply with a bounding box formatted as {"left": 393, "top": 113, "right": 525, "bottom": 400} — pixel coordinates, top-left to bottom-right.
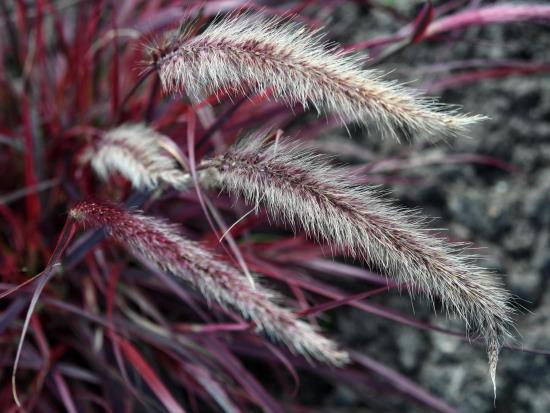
{"left": 200, "top": 136, "right": 511, "bottom": 386}
{"left": 69, "top": 201, "right": 349, "bottom": 365}
{"left": 155, "top": 14, "right": 485, "bottom": 138}
{"left": 84, "top": 124, "right": 191, "bottom": 191}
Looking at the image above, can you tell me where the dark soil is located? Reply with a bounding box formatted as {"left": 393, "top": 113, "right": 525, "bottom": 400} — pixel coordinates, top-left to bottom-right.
{"left": 303, "top": 2, "right": 550, "bottom": 412}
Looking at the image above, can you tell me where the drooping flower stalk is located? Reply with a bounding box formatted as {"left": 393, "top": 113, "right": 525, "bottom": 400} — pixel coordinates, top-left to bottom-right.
{"left": 154, "top": 14, "right": 484, "bottom": 138}
{"left": 69, "top": 201, "right": 348, "bottom": 365}
{"left": 81, "top": 121, "right": 512, "bottom": 384}
{"left": 199, "top": 137, "right": 511, "bottom": 385}
{"left": 83, "top": 124, "right": 190, "bottom": 191}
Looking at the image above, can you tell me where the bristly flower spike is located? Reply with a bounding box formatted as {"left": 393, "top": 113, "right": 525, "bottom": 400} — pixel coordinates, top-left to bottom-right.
{"left": 83, "top": 124, "right": 191, "bottom": 191}
{"left": 200, "top": 136, "right": 512, "bottom": 387}
{"left": 155, "top": 13, "right": 485, "bottom": 138}
{"left": 69, "top": 200, "right": 349, "bottom": 366}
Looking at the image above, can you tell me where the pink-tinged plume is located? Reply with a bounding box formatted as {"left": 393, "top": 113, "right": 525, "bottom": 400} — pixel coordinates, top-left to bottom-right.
{"left": 69, "top": 201, "right": 348, "bottom": 365}
{"left": 84, "top": 124, "right": 190, "bottom": 191}
{"left": 155, "top": 14, "right": 484, "bottom": 138}
{"left": 200, "top": 136, "right": 511, "bottom": 387}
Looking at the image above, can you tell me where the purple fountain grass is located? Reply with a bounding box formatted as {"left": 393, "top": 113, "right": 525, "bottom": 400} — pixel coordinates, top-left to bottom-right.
{"left": 69, "top": 200, "right": 349, "bottom": 366}
{"left": 83, "top": 124, "right": 191, "bottom": 191}
{"left": 4, "top": 3, "right": 536, "bottom": 409}
{"left": 426, "top": 3, "right": 550, "bottom": 38}
{"left": 199, "top": 136, "right": 512, "bottom": 387}
{"left": 153, "top": 14, "right": 485, "bottom": 139}
{"left": 82, "top": 124, "right": 512, "bottom": 385}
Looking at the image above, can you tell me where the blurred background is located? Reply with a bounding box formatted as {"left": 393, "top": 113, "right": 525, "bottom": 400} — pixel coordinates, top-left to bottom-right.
{"left": 0, "top": 1, "right": 549, "bottom": 412}
{"left": 321, "top": 2, "right": 550, "bottom": 412}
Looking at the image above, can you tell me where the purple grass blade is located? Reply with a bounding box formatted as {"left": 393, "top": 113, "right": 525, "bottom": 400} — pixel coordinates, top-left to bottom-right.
{"left": 352, "top": 351, "right": 458, "bottom": 413}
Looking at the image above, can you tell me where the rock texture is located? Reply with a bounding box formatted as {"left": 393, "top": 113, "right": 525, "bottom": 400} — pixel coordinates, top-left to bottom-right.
{"left": 305, "top": 2, "right": 550, "bottom": 412}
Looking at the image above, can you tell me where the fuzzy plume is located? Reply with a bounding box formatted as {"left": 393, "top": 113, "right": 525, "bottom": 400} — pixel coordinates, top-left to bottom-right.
{"left": 69, "top": 200, "right": 348, "bottom": 365}
{"left": 201, "top": 137, "right": 512, "bottom": 384}
{"left": 154, "top": 14, "right": 484, "bottom": 138}
{"left": 85, "top": 124, "right": 190, "bottom": 190}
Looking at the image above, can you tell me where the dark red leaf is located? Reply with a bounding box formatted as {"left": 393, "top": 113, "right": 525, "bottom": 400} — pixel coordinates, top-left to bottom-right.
{"left": 117, "top": 338, "right": 187, "bottom": 413}
{"left": 411, "top": 1, "right": 434, "bottom": 43}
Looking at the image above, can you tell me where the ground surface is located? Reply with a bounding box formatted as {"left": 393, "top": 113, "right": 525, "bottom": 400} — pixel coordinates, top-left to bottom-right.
{"left": 303, "top": 2, "right": 550, "bottom": 412}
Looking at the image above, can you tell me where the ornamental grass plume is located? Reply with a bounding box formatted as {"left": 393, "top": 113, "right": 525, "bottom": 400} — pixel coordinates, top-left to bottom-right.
{"left": 81, "top": 123, "right": 512, "bottom": 385}
{"left": 84, "top": 126, "right": 510, "bottom": 381}
{"left": 69, "top": 200, "right": 348, "bottom": 366}
{"left": 198, "top": 136, "right": 512, "bottom": 386}
{"left": 153, "top": 13, "right": 485, "bottom": 138}
{"left": 6, "top": 4, "right": 535, "bottom": 409}
{"left": 84, "top": 124, "right": 190, "bottom": 191}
